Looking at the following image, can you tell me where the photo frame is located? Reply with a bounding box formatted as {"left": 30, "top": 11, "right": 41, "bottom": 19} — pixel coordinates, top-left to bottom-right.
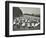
{"left": 5, "top": 1, "right": 45, "bottom": 37}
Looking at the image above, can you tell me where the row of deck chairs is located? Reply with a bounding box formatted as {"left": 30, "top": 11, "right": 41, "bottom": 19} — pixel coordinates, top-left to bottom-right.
{"left": 13, "top": 16, "right": 40, "bottom": 27}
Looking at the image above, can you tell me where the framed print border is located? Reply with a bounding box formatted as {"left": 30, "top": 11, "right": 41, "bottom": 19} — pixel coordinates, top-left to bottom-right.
{"left": 5, "top": 1, "right": 45, "bottom": 37}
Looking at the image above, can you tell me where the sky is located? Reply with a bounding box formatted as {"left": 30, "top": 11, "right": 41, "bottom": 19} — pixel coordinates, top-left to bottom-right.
{"left": 20, "top": 7, "right": 40, "bottom": 15}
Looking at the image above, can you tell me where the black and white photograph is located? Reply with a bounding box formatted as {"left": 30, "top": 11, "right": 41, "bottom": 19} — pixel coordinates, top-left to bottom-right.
{"left": 5, "top": 1, "right": 45, "bottom": 37}
{"left": 13, "top": 7, "right": 40, "bottom": 31}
